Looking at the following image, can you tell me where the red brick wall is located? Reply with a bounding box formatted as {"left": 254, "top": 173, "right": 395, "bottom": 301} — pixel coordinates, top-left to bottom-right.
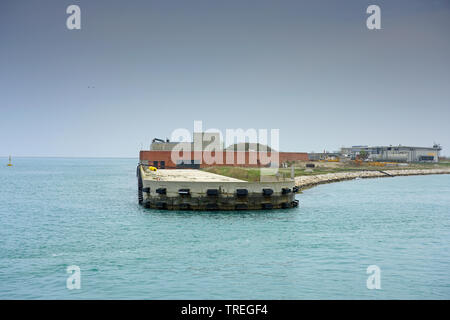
{"left": 140, "top": 150, "right": 309, "bottom": 168}
{"left": 279, "top": 152, "right": 309, "bottom": 162}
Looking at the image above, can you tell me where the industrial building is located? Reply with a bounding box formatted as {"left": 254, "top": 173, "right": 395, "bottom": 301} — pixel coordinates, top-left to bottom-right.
{"left": 340, "top": 144, "right": 442, "bottom": 163}
{"left": 141, "top": 133, "right": 308, "bottom": 169}
{"left": 308, "top": 152, "right": 341, "bottom": 161}
{"left": 150, "top": 132, "right": 222, "bottom": 151}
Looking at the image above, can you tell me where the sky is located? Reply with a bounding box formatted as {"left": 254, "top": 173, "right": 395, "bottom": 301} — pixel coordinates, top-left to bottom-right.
{"left": 1, "top": 0, "right": 449, "bottom": 157}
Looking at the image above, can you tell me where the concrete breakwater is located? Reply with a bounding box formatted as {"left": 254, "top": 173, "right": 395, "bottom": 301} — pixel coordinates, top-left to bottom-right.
{"left": 295, "top": 168, "right": 450, "bottom": 190}
{"left": 138, "top": 166, "right": 299, "bottom": 210}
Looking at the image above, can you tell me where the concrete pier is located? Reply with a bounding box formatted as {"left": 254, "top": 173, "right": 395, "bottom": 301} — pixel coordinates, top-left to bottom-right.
{"left": 137, "top": 165, "right": 298, "bottom": 210}
{"left": 294, "top": 168, "right": 450, "bottom": 191}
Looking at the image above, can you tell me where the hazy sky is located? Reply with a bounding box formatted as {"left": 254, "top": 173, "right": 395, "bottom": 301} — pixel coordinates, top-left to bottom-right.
{"left": 1, "top": 0, "right": 449, "bottom": 157}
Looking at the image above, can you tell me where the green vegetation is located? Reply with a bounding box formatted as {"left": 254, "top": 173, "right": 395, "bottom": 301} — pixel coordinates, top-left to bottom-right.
{"left": 202, "top": 166, "right": 367, "bottom": 181}
{"left": 203, "top": 166, "right": 262, "bottom": 182}
{"left": 358, "top": 151, "right": 369, "bottom": 160}
{"left": 278, "top": 167, "right": 364, "bottom": 176}
{"left": 202, "top": 161, "right": 450, "bottom": 182}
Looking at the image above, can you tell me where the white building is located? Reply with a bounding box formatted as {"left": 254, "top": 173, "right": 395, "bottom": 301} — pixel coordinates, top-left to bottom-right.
{"left": 340, "top": 144, "right": 442, "bottom": 163}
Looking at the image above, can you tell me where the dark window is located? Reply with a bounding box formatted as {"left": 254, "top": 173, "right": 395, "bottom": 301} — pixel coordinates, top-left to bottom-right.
{"left": 176, "top": 160, "right": 200, "bottom": 169}
{"left": 160, "top": 161, "right": 165, "bottom": 169}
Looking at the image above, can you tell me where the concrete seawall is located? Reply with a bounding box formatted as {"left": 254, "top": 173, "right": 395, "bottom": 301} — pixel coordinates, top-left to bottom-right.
{"left": 138, "top": 166, "right": 299, "bottom": 210}
{"left": 295, "top": 168, "right": 450, "bottom": 191}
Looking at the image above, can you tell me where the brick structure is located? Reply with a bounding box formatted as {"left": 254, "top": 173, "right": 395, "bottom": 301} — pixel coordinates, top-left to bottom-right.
{"left": 139, "top": 150, "right": 309, "bottom": 169}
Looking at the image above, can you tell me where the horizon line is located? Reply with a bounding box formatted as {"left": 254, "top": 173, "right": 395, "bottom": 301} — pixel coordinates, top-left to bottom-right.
{"left": 0, "top": 156, "right": 139, "bottom": 159}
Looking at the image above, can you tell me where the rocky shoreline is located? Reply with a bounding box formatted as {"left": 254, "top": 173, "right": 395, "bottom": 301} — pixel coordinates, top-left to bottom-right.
{"left": 294, "top": 168, "right": 450, "bottom": 191}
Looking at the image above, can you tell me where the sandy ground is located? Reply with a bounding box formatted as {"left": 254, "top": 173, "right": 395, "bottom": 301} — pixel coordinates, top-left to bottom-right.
{"left": 142, "top": 168, "right": 245, "bottom": 182}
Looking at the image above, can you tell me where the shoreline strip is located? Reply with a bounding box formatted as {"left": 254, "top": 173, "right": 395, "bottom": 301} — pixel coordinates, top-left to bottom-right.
{"left": 295, "top": 168, "right": 450, "bottom": 191}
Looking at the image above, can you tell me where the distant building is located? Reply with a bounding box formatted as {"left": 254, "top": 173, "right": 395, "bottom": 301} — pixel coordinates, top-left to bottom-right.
{"left": 308, "top": 152, "right": 341, "bottom": 161}
{"left": 142, "top": 133, "right": 308, "bottom": 169}
{"left": 340, "top": 144, "right": 442, "bottom": 163}
{"left": 150, "top": 132, "right": 222, "bottom": 151}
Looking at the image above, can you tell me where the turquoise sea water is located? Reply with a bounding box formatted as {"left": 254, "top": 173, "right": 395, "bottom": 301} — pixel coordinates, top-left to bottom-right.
{"left": 0, "top": 158, "right": 449, "bottom": 299}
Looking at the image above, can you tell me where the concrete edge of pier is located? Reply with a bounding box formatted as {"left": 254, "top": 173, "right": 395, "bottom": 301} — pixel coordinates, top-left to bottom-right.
{"left": 137, "top": 165, "right": 299, "bottom": 211}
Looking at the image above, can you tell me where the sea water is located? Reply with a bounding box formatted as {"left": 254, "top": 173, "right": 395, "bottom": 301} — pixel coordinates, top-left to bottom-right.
{"left": 0, "top": 158, "right": 449, "bottom": 299}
